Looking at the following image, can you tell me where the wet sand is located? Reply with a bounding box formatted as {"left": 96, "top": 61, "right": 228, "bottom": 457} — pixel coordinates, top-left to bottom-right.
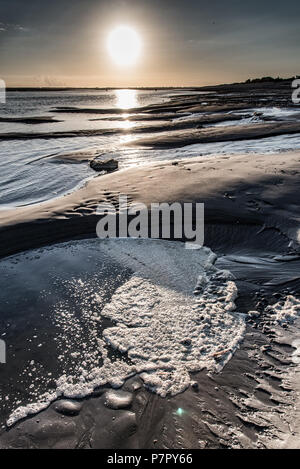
{"left": 0, "top": 116, "right": 62, "bottom": 124}
{"left": 2, "top": 120, "right": 300, "bottom": 144}
{"left": 0, "top": 150, "right": 299, "bottom": 257}
{"left": 0, "top": 150, "right": 300, "bottom": 448}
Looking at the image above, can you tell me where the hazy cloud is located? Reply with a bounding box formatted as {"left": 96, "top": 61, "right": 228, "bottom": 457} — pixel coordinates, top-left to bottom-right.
{"left": 0, "top": 0, "right": 299, "bottom": 86}
{"left": 0, "top": 22, "right": 30, "bottom": 33}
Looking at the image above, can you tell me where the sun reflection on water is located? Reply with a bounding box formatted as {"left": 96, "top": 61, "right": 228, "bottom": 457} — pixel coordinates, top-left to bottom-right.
{"left": 119, "top": 134, "right": 137, "bottom": 144}
{"left": 119, "top": 120, "right": 135, "bottom": 129}
{"left": 115, "top": 89, "right": 138, "bottom": 109}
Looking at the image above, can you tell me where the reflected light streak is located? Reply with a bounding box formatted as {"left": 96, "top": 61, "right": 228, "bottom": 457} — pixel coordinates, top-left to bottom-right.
{"left": 115, "top": 89, "right": 138, "bottom": 109}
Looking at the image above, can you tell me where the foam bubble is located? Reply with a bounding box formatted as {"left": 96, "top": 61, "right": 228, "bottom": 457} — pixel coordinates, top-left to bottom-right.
{"left": 267, "top": 295, "right": 300, "bottom": 325}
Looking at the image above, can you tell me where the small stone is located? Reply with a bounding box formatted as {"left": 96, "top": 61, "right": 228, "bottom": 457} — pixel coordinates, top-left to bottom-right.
{"left": 104, "top": 390, "right": 133, "bottom": 410}
{"left": 191, "top": 381, "right": 199, "bottom": 390}
{"left": 54, "top": 399, "right": 82, "bottom": 416}
{"left": 90, "top": 158, "right": 118, "bottom": 172}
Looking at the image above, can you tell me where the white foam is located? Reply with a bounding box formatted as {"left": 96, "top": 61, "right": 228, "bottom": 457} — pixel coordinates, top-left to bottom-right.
{"left": 267, "top": 295, "right": 300, "bottom": 325}
{"left": 255, "top": 106, "right": 300, "bottom": 120}
{"left": 7, "top": 239, "right": 246, "bottom": 426}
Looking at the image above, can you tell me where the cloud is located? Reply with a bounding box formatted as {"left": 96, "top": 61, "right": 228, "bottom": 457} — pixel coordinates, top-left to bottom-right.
{"left": 0, "top": 22, "right": 30, "bottom": 33}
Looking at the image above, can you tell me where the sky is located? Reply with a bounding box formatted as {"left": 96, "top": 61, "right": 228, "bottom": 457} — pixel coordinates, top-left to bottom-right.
{"left": 0, "top": 0, "right": 299, "bottom": 87}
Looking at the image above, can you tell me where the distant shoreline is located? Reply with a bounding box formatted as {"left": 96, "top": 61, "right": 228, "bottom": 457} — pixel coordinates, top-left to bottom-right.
{"left": 4, "top": 77, "right": 297, "bottom": 93}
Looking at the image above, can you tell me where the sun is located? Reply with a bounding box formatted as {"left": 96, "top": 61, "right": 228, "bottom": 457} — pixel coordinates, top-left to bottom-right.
{"left": 107, "top": 26, "right": 142, "bottom": 66}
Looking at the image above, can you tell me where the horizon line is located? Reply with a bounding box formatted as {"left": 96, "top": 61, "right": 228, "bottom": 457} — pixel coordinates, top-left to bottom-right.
{"left": 4, "top": 76, "right": 298, "bottom": 92}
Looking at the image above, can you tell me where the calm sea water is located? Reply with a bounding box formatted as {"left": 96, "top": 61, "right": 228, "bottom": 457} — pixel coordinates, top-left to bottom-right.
{"left": 1, "top": 89, "right": 300, "bottom": 208}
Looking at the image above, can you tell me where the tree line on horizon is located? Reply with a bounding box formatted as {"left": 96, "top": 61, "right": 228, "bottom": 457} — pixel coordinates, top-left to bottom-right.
{"left": 245, "top": 76, "right": 299, "bottom": 83}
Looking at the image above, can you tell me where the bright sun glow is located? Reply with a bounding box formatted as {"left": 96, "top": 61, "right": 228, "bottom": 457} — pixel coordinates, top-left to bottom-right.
{"left": 107, "top": 26, "right": 142, "bottom": 66}
{"left": 115, "top": 89, "right": 138, "bottom": 109}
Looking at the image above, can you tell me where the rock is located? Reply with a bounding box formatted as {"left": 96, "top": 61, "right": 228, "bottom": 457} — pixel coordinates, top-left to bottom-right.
{"left": 104, "top": 390, "right": 133, "bottom": 410}
{"left": 191, "top": 381, "right": 199, "bottom": 390}
{"left": 54, "top": 400, "right": 82, "bottom": 416}
{"left": 90, "top": 158, "right": 118, "bottom": 172}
